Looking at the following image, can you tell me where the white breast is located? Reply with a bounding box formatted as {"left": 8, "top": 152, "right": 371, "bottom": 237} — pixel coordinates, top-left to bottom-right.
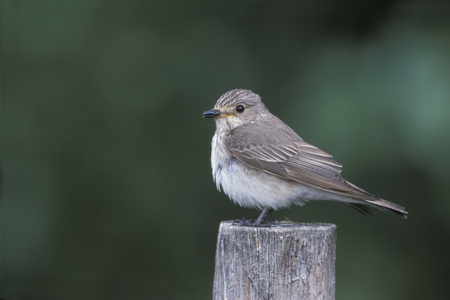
{"left": 210, "top": 132, "right": 309, "bottom": 210}
{"left": 210, "top": 131, "right": 356, "bottom": 210}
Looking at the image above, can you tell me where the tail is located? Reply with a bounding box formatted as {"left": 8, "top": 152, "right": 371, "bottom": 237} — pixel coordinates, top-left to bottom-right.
{"left": 345, "top": 181, "right": 408, "bottom": 219}
{"left": 365, "top": 198, "right": 408, "bottom": 218}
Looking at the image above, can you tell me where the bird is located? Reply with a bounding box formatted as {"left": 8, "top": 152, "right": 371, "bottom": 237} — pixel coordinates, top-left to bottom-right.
{"left": 202, "top": 89, "right": 407, "bottom": 225}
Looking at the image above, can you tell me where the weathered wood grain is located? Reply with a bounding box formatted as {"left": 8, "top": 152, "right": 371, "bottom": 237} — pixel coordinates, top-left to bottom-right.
{"left": 213, "top": 221, "right": 336, "bottom": 300}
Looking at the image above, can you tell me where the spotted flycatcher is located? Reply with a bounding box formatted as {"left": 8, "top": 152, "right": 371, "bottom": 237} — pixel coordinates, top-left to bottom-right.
{"left": 203, "top": 89, "right": 407, "bottom": 225}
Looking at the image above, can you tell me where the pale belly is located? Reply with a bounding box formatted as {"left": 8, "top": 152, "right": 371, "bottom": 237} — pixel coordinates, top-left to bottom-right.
{"left": 210, "top": 133, "right": 352, "bottom": 210}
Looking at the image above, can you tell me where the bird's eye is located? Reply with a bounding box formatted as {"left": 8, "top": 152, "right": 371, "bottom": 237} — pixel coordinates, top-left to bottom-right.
{"left": 236, "top": 105, "right": 245, "bottom": 113}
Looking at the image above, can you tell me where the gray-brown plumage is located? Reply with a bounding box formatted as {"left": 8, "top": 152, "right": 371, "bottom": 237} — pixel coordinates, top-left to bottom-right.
{"left": 203, "top": 89, "right": 407, "bottom": 224}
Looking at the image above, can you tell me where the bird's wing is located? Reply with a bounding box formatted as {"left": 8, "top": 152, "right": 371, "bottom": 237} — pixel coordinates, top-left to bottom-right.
{"left": 225, "top": 124, "right": 377, "bottom": 200}
{"left": 225, "top": 122, "right": 407, "bottom": 218}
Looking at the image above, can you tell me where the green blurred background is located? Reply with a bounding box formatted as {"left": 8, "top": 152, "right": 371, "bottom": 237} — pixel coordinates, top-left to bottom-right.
{"left": 1, "top": 1, "right": 450, "bottom": 299}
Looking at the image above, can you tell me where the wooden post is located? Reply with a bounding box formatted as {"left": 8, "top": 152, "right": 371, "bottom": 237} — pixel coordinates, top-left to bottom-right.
{"left": 213, "top": 221, "right": 337, "bottom": 300}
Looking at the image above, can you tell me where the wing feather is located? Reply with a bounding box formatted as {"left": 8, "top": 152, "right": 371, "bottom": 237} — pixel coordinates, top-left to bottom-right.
{"left": 225, "top": 123, "right": 377, "bottom": 201}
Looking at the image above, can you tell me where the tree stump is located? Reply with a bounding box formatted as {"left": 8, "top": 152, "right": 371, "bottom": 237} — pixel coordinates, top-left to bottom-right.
{"left": 213, "top": 221, "right": 336, "bottom": 300}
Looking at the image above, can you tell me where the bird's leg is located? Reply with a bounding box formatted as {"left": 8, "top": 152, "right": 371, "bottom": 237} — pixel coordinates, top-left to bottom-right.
{"left": 255, "top": 207, "right": 274, "bottom": 225}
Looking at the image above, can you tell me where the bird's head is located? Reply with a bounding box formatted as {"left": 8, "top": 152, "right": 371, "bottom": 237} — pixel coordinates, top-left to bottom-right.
{"left": 202, "top": 89, "right": 268, "bottom": 131}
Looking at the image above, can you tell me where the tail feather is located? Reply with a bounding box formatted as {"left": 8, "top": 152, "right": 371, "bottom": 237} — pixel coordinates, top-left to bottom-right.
{"left": 344, "top": 180, "right": 408, "bottom": 219}
{"left": 350, "top": 203, "right": 373, "bottom": 215}
{"left": 366, "top": 198, "right": 408, "bottom": 219}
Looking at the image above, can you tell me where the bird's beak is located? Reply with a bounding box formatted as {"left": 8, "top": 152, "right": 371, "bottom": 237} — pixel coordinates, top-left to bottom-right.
{"left": 202, "top": 109, "right": 221, "bottom": 119}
